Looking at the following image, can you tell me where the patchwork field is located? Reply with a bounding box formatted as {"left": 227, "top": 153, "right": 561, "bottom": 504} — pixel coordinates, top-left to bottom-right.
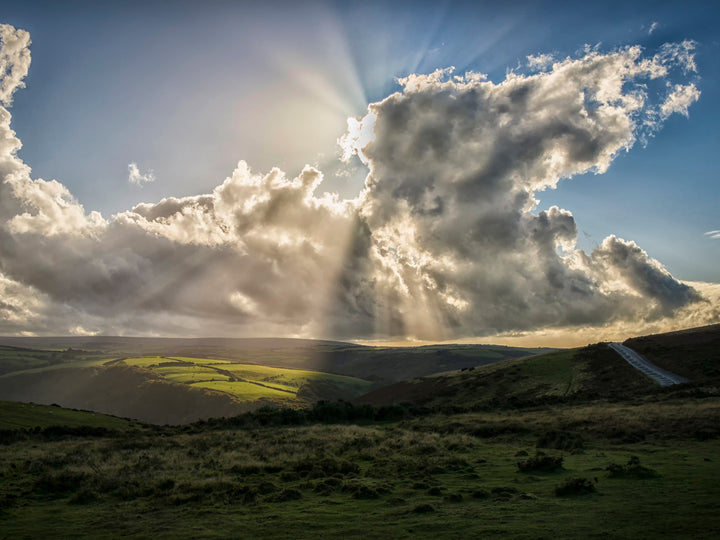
{"left": 115, "top": 356, "right": 373, "bottom": 403}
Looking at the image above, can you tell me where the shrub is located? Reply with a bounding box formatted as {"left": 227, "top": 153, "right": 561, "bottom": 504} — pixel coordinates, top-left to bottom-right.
{"left": 274, "top": 488, "right": 302, "bottom": 502}
{"left": 35, "top": 470, "right": 89, "bottom": 494}
{"left": 352, "top": 485, "right": 380, "bottom": 499}
{"left": 293, "top": 456, "right": 360, "bottom": 478}
{"left": 255, "top": 481, "right": 278, "bottom": 495}
{"left": 536, "top": 431, "right": 584, "bottom": 452}
{"left": 517, "top": 453, "right": 564, "bottom": 473}
{"left": 554, "top": 477, "right": 596, "bottom": 497}
{"left": 606, "top": 456, "right": 659, "bottom": 479}
{"left": 156, "top": 479, "right": 175, "bottom": 491}
{"left": 491, "top": 486, "right": 519, "bottom": 500}
{"left": 412, "top": 503, "right": 435, "bottom": 513}
{"left": 68, "top": 488, "right": 99, "bottom": 505}
{"left": 471, "top": 489, "right": 490, "bottom": 499}
{"left": 313, "top": 477, "right": 343, "bottom": 496}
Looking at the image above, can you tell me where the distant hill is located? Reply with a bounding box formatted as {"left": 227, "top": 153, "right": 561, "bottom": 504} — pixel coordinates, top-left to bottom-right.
{"left": 0, "top": 400, "right": 141, "bottom": 431}
{"left": 356, "top": 324, "right": 720, "bottom": 409}
{"left": 0, "top": 337, "right": 549, "bottom": 424}
{"left": 624, "top": 323, "right": 720, "bottom": 381}
{"left": 355, "top": 345, "right": 656, "bottom": 409}
{"left": 0, "top": 336, "right": 550, "bottom": 383}
{"left": 0, "top": 365, "right": 259, "bottom": 425}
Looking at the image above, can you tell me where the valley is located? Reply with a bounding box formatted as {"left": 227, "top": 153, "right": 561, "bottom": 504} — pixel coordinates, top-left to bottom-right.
{"left": 0, "top": 324, "right": 719, "bottom": 538}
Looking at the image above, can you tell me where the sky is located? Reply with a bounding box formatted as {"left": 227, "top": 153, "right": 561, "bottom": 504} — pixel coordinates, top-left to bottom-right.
{"left": 0, "top": 0, "right": 718, "bottom": 346}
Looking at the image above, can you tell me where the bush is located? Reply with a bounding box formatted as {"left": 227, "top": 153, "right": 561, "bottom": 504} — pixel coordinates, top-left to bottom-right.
{"left": 35, "top": 470, "right": 89, "bottom": 495}
{"left": 554, "top": 477, "right": 596, "bottom": 497}
{"left": 352, "top": 484, "right": 380, "bottom": 499}
{"left": 491, "top": 486, "right": 519, "bottom": 500}
{"left": 471, "top": 489, "right": 490, "bottom": 499}
{"left": 536, "top": 431, "right": 584, "bottom": 452}
{"left": 517, "top": 453, "right": 564, "bottom": 473}
{"left": 606, "top": 456, "right": 659, "bottom": 479}
{"left": 68, "top": 488, "right": 99, "bottom": 505}
{"left": 412, "top": 503, "right": 435, "bottom": 513}
{"left": 292, "top": 456, "right": 360, "bottom": 478}
{"left": 313, "top": 477, "right": 343, "bottom": 496}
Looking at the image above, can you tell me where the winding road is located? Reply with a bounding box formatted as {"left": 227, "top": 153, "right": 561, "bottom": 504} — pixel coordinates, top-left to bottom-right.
{"left": 609, "top": 342, "right": 690, "bottom": 387}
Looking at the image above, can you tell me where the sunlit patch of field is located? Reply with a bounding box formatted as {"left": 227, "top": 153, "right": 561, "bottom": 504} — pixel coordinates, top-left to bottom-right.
{"left": 191, "top": 380, "right": 296, "bottom": 401}
{"left": 115, "top": 357, "right": 373, "bottom": 403}
{"left": 154, "top": 365, "right": 230, "bottom": 384}
{"left": 220, "top": 363, "right": 370, "bottom": 391}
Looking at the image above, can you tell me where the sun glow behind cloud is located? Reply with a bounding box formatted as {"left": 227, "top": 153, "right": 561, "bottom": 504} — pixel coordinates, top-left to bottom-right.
{"left": 0, "top": 20, "right": 717, "bottom": 345}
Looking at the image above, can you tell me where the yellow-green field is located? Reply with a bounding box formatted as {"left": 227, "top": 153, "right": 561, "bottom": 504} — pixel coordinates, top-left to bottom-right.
{"left": 192, "top": 380, "right": 295, "bottom": 401}
{"left": 116, "top": 356, "right": 372, "bottom": 403}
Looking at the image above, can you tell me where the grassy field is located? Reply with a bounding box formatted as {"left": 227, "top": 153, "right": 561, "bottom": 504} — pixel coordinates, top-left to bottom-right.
{"left": 625, "top": 323, "right": 720, "bottom": 381}
{"left": 0, "top": 336, "right": 549, "bottom": 384}
{"left": 357, "top": 344, "right": 659, "bottom": 409}
{"left": 1, "top": 397, "right": 719, "bottom": 538}
{"left": 0, "top": 400, "right": 141, "bottom": 431}
{"left": 114, "top": 357, "right": 373, "bottom": 403}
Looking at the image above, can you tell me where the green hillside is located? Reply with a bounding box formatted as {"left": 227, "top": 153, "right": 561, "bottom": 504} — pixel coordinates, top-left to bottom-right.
{"left": 1, "top": 326, "right": 720, "bottom": 537}
{"left": 356, "top": 344, "right": 661, "bottom": 409}
{"left": 115, "top": 356, "right": 373, "bottom": 403}
{"left": 0, "top": 338, "right": 549, "bottom": 424}
{"left": 0, "top": 400, "right": 140, "bottom": 431}
{"left": 624, "top": 323, "right": 720, "bottom": 381}
{"left": 0, "top": 355, "right": 375, "bottom": 424}
{"left": 0, "top": 336, "right": 551, "bottom": 383}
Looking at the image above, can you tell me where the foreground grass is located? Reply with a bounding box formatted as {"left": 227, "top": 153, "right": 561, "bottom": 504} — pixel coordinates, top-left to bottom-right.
{"left": 2, "top": 398, "right": 719, "bottom": 538}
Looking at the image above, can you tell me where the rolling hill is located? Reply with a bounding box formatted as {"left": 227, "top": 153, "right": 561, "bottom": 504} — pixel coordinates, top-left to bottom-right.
{"left": 0, "top": 400, "right": 141, "bottom": 431}
{"left": 0, "top": 337, "right": 547, "bottom": 424}
{"left": 0, "top": 336, "right": 550, "bottom": 382}
{"left": 624, "top": 323, "right": 720, "bottom": 381}
{"left": 356, "top": 324, "right": 720, "bottom": 410}
{"left": 1, "top": 326, "right": 719, "bottom": 538}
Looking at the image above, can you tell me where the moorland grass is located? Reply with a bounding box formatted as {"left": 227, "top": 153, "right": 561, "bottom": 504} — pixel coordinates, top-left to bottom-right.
{"left": 1, "top": 397, "right": 719, "bottom": 538}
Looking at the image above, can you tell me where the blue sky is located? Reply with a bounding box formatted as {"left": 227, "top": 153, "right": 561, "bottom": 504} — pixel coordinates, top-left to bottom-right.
{"left": 0, "top": 0, "right": 718, "bottom": 342}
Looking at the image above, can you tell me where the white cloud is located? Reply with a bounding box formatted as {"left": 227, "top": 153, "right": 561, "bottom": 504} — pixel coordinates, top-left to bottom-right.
{"left": 649, "top": 21, "right": 659, "bottom": 35}
{"left": 660, "top": 83, "right": 700, "bottom": 118}
{"left": 347, "top": 43, "right": 710, "bottom": 339}
{"left": 128, "top": 162, "right": 156, "bottom": 186}
{"left": 705, "top": 230, "right": 720, "bottom": 239}
{"left": 0, "top": 24, "right": 31, "bottom": 106}
{"left": 0, "top": 25, "right": 715, "bottom": 340}
{"left": 657, "top": 40, "right": 697, "bottom": 73}
{"left": 526, "top": 53, "right": 554, "bottom": 71}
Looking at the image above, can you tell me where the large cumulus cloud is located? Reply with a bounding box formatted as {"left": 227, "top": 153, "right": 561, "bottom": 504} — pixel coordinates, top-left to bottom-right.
{"left": 341, "top": 44, "right": 706, "bottom": 339}
{"left": 0, "top": 24, "right": 716, "bottom": 340}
